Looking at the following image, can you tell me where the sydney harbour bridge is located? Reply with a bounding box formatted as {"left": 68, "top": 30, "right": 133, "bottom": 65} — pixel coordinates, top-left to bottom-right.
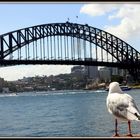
{"left": 0, "top": 22, "right": 140, "bottom": 80}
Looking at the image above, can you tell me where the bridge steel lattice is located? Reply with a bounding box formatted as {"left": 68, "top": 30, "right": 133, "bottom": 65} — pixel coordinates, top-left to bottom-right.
{"left": 0, "top": 22, "right": 140, "bottom": 79}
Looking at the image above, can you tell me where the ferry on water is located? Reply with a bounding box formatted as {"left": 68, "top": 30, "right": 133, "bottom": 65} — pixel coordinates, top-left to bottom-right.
{"left": 119, "top": 85, "right": 132, "bottom": 91}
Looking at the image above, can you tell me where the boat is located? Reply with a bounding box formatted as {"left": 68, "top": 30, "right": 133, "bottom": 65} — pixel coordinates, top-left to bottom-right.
{"left": 119, "top": 85, "right": 132, "bottom": 91}
{"left": 105, "top": 85, "right": 132, "bottom": 91}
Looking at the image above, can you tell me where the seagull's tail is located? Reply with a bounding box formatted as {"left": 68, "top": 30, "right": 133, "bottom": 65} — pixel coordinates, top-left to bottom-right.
{"left": 134, "top": 113, "right": 140, "bottom": 120}
{"left": 127, "top": 109, "right": 140, "bottom": 121}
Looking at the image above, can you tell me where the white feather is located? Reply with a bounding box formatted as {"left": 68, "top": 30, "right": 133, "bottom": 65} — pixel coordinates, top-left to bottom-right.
{"left": 106, "top": 82, "right": 140, "bottom": 121}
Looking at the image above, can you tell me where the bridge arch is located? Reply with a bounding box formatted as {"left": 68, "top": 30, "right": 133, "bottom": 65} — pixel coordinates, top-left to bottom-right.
{"left": 0, "top": 22, "right": 140, "bottom": 71}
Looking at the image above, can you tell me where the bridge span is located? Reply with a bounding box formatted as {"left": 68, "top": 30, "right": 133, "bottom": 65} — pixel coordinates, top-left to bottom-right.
{"left": 0, "top": 22, "right": 140, "bottom": 79}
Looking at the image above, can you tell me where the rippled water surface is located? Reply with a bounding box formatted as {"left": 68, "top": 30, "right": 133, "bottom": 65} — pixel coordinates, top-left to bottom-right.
{"left": 0, "top": 89, "right": 140, "bottom": 137}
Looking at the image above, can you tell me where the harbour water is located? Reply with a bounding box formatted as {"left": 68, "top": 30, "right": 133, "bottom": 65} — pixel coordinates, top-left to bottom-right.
{"left": 0, "top": 89, "right": 140, "bottom": 137}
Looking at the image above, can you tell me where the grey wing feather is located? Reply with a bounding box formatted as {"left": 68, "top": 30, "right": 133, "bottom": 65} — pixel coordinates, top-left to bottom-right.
{"left": 107, "top": 93, "right": 140, "bottom": 121}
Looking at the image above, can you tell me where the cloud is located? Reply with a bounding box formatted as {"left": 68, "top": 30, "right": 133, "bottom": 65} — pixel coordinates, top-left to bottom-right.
{"left": 105, "top": 4, "right": 140, "bottom": 41}
{"left": 0, "top": 65, "right": 73, "bottom": 81}
{"left": 105, "top": 17, "right": 134, "bottom": 40}
{"left": 80, "top": 4, "right": 140, "bottom": 41}
{"left": 80, "top": 4, "right": 119, "bottom": 16}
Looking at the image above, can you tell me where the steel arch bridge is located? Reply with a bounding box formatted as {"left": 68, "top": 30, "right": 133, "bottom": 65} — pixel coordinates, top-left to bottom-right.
{"left": 0, "top": 22, "right": 140, "bottom": 79}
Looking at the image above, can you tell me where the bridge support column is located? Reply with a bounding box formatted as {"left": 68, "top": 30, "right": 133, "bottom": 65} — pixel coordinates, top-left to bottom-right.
{"left": 0, "top": 37, "right": 3, "bottom": 59}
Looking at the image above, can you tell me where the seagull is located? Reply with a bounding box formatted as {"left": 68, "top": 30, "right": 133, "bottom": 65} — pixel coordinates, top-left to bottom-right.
{"left": 106, "top": 82, "right": 140, "bottom": 137}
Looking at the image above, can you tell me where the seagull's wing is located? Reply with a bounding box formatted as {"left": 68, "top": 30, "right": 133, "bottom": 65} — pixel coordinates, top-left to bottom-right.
{"left": 107, "top": 93, "right": 140, "bottom": 121}
{"left": 124, "top": 93, "right": 140, "bottom": 120}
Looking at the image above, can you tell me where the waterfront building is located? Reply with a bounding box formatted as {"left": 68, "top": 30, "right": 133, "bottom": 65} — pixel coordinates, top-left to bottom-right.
{"left": 85, "top": 66, "right": 99, "bottom": 80}
{"left": 71, "top": 66, "right": 85, "bottom": 75}
{"left": 110, "top": 67, "right": 127, "bottom": 77}
{"left": 98, "top": 67, "right": 111, "bottom": 82}
{"left": 0, "top": 78, "right": 5, "bottom": 92}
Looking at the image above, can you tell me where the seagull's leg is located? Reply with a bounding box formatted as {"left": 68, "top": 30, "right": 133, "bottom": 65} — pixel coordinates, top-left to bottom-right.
{"left": 126, "top": 120, "right": 133, "bottom": 137}
{"left": 113, "top": 119, "right": 119, "bottom": 137}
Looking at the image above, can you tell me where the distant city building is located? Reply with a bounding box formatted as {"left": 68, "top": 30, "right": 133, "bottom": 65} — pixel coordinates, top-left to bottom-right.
{"left": 85, "top": 66, "right": 99, "bottom": 80}
{"left": 110, "top": 67, "right": 118, "bottom": 75}
{"left": 71, "top": 65, "right": 99, "bottom": 80}
{"left": 98, "top": 67, "right": 111, "bottom": 82}
{"left": 71, "top": 66, "right": 85, "bottom": 75}
{"left": 110, "top": 67, "right": 127, "bottom": 77}
{"left": 2, "top": 87, "right": 9, "bottom": 93}
{"left": 0, "top": 78, "right": 5, "bottom": 91}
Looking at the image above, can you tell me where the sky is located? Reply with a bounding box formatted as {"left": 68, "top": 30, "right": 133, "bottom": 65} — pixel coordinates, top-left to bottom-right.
{"left": 0, "top": 2, "right": 140, "bottom": 81}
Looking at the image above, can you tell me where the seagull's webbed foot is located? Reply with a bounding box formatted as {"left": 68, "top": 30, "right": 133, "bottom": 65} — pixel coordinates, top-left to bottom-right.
{"left": 113, "top": 133, "right": 120, "bottom": 137}
{"left": 126, "top": 133, "right": 133, "bottom": 137}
